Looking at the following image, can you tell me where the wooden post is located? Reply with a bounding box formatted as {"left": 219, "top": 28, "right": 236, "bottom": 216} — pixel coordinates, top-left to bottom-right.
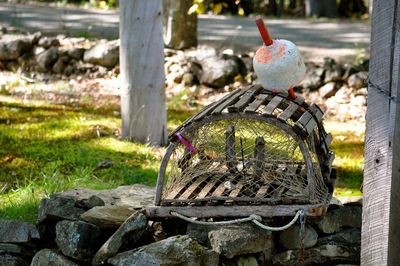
{"left": 361, "top": 1, "right": 400, "bottom": 265}
{"left": 225, "top": 125, "right": 237, "bottom": 172}
{"left": 119, "top": 0, "right": 167, "bottom": 145}
{"left": 253, "top": 136, "right": 265, "bottom": 180}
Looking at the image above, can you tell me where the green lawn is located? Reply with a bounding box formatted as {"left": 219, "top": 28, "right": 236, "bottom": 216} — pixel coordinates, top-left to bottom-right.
{"left": 0, "top": 87, "right": 364, "bottom": 222}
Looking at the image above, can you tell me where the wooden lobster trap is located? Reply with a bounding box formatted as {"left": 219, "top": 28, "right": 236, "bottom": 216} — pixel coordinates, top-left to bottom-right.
{"left": 146, "top": 84, "right": 335, "bottom": 219}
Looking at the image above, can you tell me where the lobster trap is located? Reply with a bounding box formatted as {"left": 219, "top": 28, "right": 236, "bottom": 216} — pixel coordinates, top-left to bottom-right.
{"left": 146, "top": 85, "right": 335, "bottom": 218}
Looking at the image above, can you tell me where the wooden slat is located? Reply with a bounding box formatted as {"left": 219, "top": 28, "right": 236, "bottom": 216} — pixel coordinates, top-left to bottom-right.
{"left": 253, "top": 136, "right": 265, "bottom": 180}
{"left": 227, "top": 84, "right": 262, "bottom": 112}
{"left": 293, "top": 95, "right": 305, "bottom": 106}
{"left": 244, "top": 94, "right": 269, "bottom": 113}
{"left": 225, "top": 125, "right": 237, "bottom": 172}
{"left": 179, "top": 175, "right": 210, "bottom": 200}
{"left": 278, "top": 102, "right": 298, "bottom": 122}
{"left": 170, "top": 89, "right": 242, "bottom": 137}
{"left": 211, "top": 180, "right": 228, "bottom": 197}
{"left": 229, "top": 181, "right": 244, "bottom": 197}
{"left": 196, "top": 178, "right": 220, "bottom": 198}
{"left": 309, "top": 104, "right": 324, "bottom": 122}
{"left": 146, "top": 204, "right": 327, "bottom": 218}
{"left": 211, "top": 88, "right": 248, "bottom": 115}
{"left": 165, "top": 180, "right": 191, "bottom": 200}
{"left": 255, "top": 185, "right": 270, "bottom": 198}
{"left": 193, "top": 89, "right": 242, "bottom": 121}
{"left": 295, "top": 111, "right": 314, "bottom": 135}
{"left": 263, "top": 95, "right": 284, "bottom": 115}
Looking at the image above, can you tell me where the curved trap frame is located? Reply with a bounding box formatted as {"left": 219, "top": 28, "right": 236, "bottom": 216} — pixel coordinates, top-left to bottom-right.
{"left": 146, "top": 85, "right": 335, "bottom": 218}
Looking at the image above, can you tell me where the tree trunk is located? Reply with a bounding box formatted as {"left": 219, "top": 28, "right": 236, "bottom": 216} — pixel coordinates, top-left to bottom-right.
{"left": 163, "top": 0, "right": 197, "bottom": 50}
{"left": 361, "top": 1, "right": 400, "bottom": 265}
{"left": 306, "top": 0, "right": 338, "bottom": 18}
{"left": 276, "top": 0, "right": 285, "bottom": 16}
{"left": 119, "top": 0, "right": 167, "bottom": 146}
{"left": 338, "top": 0, "right": 367, "bottom": 17}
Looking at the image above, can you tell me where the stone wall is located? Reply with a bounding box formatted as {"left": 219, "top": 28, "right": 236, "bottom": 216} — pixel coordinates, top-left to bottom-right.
{"left": 0, "top": 185, "right": 362, "bottom": 266}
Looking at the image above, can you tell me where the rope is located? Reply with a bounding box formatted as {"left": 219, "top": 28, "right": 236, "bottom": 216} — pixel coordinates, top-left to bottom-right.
{"left": 170, "top": 211, "right": 261, "bottom": 225}
{"left": 170, "top": 209, "right": 304, "bottom": 232}
{"left": 251, "top": 209, "right": 304, "bottom": 231}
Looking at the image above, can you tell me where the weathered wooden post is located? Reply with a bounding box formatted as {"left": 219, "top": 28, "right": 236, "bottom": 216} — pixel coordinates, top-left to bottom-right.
{"left": 119, "top": 0, "right": 167, "bottom": 146}
{"left": 361, "top": 1, "right": 400, "bottom": 264}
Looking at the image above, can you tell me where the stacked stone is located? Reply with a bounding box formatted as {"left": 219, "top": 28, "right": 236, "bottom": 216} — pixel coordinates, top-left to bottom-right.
{"left": 0, "top": 183, "right": 362, "bottom": 266}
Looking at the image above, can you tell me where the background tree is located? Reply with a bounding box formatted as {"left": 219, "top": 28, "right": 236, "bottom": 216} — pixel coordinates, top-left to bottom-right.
{"left": 305, "top": 0, "right": 338, "bottom": 18}
{"left": 163, "top": 0, "right": 197, "bottom": 49}
{"left": 119, "top": 0, "right": 167, "bottom": 145}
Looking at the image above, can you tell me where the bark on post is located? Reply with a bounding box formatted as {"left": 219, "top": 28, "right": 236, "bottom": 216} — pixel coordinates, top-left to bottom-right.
{"left": 361, "top": 1, "right": 400, "bottom": 264}
{"left": 163, "top": 0, "right": 197, "bottom": 49}
{"left": 119, "top": 0, "right": 167, "bottom": 145}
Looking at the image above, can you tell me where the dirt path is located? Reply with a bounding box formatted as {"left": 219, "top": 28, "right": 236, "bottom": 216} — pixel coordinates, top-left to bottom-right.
{"left": 0, "top": 3, "right": 370, "bottom": 62}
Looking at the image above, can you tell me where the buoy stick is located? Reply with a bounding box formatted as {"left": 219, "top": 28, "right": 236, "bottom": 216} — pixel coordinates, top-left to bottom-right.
{"left": 255, "top": 18, "right": 273, "bottom": 46}
{"left": 288, "top": 87, "right": 297, "bottom": 100}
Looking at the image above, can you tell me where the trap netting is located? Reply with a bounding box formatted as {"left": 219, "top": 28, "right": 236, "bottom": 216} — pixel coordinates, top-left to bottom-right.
{"left": 160, "top": 115, "right": 330, "bottom": 206}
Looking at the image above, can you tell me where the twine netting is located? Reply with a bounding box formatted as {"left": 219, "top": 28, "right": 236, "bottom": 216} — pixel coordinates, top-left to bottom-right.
{"left": 161, "top": 116, "right": 330, "bottom": 206}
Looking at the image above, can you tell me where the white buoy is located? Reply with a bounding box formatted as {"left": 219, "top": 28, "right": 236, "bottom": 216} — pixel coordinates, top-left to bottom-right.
{"left": 253, "top": 18, "right": 306, "bottom": 98}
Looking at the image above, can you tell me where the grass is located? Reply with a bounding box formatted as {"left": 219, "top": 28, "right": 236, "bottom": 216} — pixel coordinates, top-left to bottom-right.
{"left": 325, "top": 121, "right": 364, "bottom": 197}
{"left": 0, "top": 82, "right": 365, "bottom": 222}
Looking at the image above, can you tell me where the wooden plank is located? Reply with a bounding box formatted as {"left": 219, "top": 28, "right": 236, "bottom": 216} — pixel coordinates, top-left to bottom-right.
{"left": 196, "top": 178, "right": 220, "bottom": 199}
{"left": 309, "top": 104, "right": 324, "bottom": 122}
{"left": 255, "top": 184, "right": 270, "bottom": 198}
{"left": 227, "top": 84, "right": 262, "bottom": 112}
{"left": 278, "top": 102, "right": 298, "bottom": 122}
{"left": 295, "top": 111, "right": 314, "bottom": 135}
{"left": 229, "top": 181, "right": 244, "bottom": 197}
{"left": 194, "top": 89, "right": 242, "bottom": 121}
{"left": 211, "top": 180, "right": 228, "bottom": 197}
{"left": 293, "top": 95, "right": 305, "bottom": 106}
{"left": 225, "top": 125, "right": 237, "bottom": 172}
{"left": 212, "top": 86, "right": 251, "bottom": 115}
{"left": 211, "top": 88, "right": 248, "bottom": 115}
{"left": 179, "top": 175, "right": 210, "bottom": 200}
{"left": 253, "top": 136, "right": 265, "bottom": 180}
{"left": 165, "top": 180, "right": 191, "bottom": 200}
{"left": 263, "top": 95, "right": 284, "bottom": 115}
{"left": 244, "top": 93, "right": 269, "bottom": 113}
{"left": 170, "top": 89, "right": 242, "bottom": 137}
{"left": 361, "top": 1, "right": 400, "bottom": 265}
{"left": 146, "top": 204, "right": 327, "bottom": 218}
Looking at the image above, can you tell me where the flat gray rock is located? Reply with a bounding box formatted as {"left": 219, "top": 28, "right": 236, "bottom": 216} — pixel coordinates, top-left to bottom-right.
{"left": 31, "top": 249, "right": 79, "bottom": 266}
{"left": 0, "top": 220, "right": 39, "bottom": 244}
{"left": 83, "top": 40, "right": 119, "bottom": 68}
{"left": 56, "top": 184, "right": 155, "bottom": 209}
{"left": 55, "top": 220, "right": 103, "bottom": 262}
{"left": 92, "top": 210, "right": 147, "bottom": 265}
{"left": 81, "top": 205, "right": 135, "bottom": 229}
{"left": 38, "top": 196, "right": 85, "bottom": 223}
{"left": 108, "top": 235, "right": 218, "bottom": 266}
{"left": 208, "top": 224, "right": 273, "bottom": 259}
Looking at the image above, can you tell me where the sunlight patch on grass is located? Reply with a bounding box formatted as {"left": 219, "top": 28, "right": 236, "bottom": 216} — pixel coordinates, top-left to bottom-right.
{"left": 324, "top": 120, "right": 365, "bottom": 196}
